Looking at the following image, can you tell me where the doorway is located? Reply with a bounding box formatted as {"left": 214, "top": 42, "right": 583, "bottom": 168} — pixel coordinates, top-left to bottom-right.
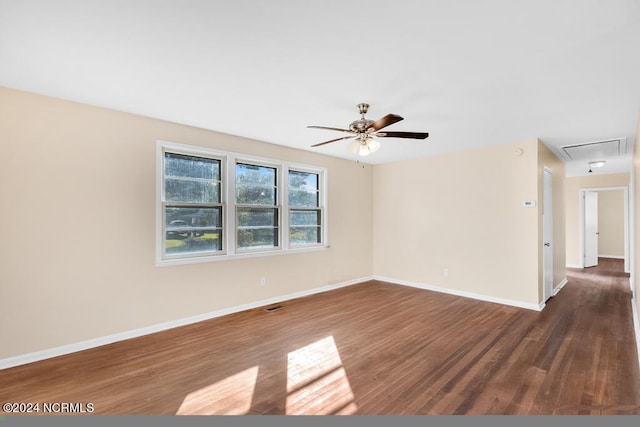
{"left": 579, "top": 186, "right": 629, "bottom": 273}
{"left": 543, "top": 168, "right": 553, "bottom": 302}
{"left": 584, "top": 191, "right": 598, "bottom": 267}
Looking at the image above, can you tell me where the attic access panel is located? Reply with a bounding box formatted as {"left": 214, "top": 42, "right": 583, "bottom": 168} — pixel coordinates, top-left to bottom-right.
{"left": 561, "top": 139, "right": 625, "bottom": 161}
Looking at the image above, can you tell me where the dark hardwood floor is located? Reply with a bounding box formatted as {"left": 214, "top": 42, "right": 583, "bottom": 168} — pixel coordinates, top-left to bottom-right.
{"left": 2, "top": 257, "right": 639, "bottom": 415}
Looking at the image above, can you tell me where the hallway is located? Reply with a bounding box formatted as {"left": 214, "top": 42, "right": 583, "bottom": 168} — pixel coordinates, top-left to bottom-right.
{"left": 547, "top": 257, "right": 640, "bottom": 414}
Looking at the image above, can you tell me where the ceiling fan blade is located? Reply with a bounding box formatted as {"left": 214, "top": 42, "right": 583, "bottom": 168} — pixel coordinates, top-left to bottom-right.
{"left": 307, "top": 125, "right": 353, "bottom": 133}
{"left": 311, "top": 135, "right": 355, "bottom": 147}
{"left": 376, "top": 131, "right": 429, "bottom": 139}
{"left": 367, "top": 113, "right": 404, "bottom": 131}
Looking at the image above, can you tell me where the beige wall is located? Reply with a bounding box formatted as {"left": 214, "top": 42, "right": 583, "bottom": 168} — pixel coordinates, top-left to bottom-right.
{"left": 373, "top": 139, "right": 547, "bottom": 307}
{"left": 537, "top": 142, "right": 566, "bottom": 299}
{"left": 0, "top": 87, "right": 374, "bottom": 359}
{"left": 597, "top": 190, "right": 625, "bottom": 258}
{"left": 564, "top": 173, "right": 629, "bottom": 267}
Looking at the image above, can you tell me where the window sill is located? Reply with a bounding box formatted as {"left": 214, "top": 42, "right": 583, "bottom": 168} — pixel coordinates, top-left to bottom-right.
{"left": 155, "top": 245, "right": 330, "bottom": 267}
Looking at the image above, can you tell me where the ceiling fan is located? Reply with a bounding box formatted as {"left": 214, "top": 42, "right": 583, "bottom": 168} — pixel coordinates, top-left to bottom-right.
{"left": 308, "top": 103, "right": 429, "bottom": 156}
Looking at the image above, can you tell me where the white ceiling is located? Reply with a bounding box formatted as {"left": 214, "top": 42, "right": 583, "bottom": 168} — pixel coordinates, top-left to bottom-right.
{"left": 1, "top": 0, "right": 639, "bottom": 176}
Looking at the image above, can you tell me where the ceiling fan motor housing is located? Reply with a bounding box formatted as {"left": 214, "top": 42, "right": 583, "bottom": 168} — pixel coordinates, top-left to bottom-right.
{"left": 349, "top": 119, "right": 374, "bottom": 133}
{"left": 350, "top": 103, "right": 374, "bottom": 133}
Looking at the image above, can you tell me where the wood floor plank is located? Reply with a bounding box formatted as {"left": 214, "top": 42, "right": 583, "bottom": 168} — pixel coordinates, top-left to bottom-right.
{"left": 1, "top": 258, "right": 639, "bottom": 415}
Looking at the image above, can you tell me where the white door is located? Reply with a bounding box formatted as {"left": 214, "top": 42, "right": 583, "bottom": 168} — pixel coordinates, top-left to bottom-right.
{"left": 543, "top": 169, "right": 553, "bottom": 301}
{"left": 584, "top": 191, "right": 599, "bottom": 267}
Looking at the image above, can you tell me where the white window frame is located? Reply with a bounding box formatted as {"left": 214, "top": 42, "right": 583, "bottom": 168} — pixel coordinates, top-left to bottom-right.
{"left": 235, "top": 159, "right": 281, "bottom": 253}
{"left": 156, "top": 140, "right": 328, "bottom": 266}
{"left": 287, "top": 167, "right": 325, "bottom": 248}
{"left": 157, "top": 142, "right": 227, "bottom": 263}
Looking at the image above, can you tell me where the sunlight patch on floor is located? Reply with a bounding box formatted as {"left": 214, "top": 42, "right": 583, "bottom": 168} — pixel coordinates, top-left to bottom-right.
{"left": 286, "top": 336, "right": 357, "bottom": 415}
{"left": 176, "top": 366, "right": 259, "bottom": 415}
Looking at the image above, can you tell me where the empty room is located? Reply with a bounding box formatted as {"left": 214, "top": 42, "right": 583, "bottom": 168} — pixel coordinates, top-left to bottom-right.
{"left": 1, "top": 0, "right": 640, "bottom": 417}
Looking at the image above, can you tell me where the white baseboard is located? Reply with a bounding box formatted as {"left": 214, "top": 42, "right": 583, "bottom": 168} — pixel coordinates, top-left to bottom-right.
{"left": 373, "top": 275, "right": 543, "bottom": 312}
{"left": 553, "top": 277, "right": 568, "bottom": 296}
{"left": 0, "top": 276, "right": 372, "bottom": 370}
{"left": 598, "top": 254, "right": 625, "bottom": 260}
{"left": 566, "top": 263, "right": 583, "bottom": 269}
{"left": 632, "top": 296, "right": 640, "bottom": 373}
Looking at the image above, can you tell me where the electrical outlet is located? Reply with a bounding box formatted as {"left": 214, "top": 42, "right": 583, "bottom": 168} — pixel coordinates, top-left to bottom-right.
{"left": 260, "top": 277, "right": 267, "bottom": 287}
{"left": 443, "top": 268, "right": 449, "bottom": 277}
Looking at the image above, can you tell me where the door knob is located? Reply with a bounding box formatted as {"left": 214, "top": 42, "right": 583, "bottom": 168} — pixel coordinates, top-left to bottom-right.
{"left": 544, "top": 243, "right": 550, "bottom": 247}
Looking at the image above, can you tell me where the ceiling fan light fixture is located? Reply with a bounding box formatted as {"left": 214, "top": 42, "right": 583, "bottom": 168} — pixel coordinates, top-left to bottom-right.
{"left": 367, "top": 137, "right": 381, "bottom": 153}
{"left": 588, "top": 160, "right": 606, "bottom": 168}
{"left": 347, "top": 139, "right": 360, "bottom": 154}
{"left": 358, "top": 143, "right": 371, "bottom": 156}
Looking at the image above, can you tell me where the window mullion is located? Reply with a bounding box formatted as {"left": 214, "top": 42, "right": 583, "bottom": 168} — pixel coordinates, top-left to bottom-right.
{"left": 227, "top": 154, "right": 236, "bottom": 255}
{"left": 282, "top": 166, "right": 290, "bottom": 251}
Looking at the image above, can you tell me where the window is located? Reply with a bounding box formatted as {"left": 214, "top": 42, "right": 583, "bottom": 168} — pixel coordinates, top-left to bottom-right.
{"left": 288, "top": 170, "right": 322, "bottom": 246}
{"left": 161, "top": 151, "right": 224, "bottom": 258}
{"left": 236, "top": 163, "right": 279, "bottom": 251}
{"left": 157, "top": 140, "right": 327, "bottom": 265}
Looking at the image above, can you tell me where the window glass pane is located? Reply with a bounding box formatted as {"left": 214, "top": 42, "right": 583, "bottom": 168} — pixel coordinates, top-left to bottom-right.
{"left": 165, "top": 179, "right": 220, "bottom": 203}
{"left": 290, "top": 210, "right": 321, "bottom": 226}
{"left": 164, "top": 152, "right": 220, "bottom": 204}
{"left": 236, "top": 185, "right": 276, "bottom": 205}
{"left": 290, "top": 227, "right": 321, "bottom": 245}
{"left": 165, "top": 229, "right": 222, "bottom": 255}
{"left": 164, "top": 207, "right": 222, "bottom": 255}
{"left": 236, "top": 163, "right": 277, "bottom": 205}
{"left": 237, "top": 208, "right": 277, "bottom": 227}
{"left": 289, "top": 170, "right": 319, "bottom": 207}
{"left": 238, "top": 228, "right": 279, "bottom": 249}
{"left": 288, "top": 189, "right": 318, "bottom": 207}
{"left": 236, "top": 163, "right": 276, "bottom": 186}
{"left": 165, "top": 153, "right": 219, "bottom": 180}
{"left": 288, "top": 171, "right": 318, "bottom": 190}
{"left": 165, "top": 207, "right": 222, "bottom": 255}
{"left": 165, "top": 207, "right": 222, "bottom": 228}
